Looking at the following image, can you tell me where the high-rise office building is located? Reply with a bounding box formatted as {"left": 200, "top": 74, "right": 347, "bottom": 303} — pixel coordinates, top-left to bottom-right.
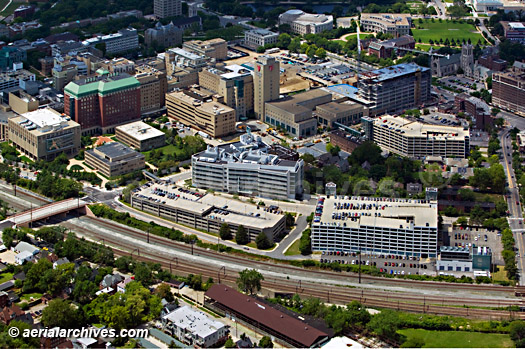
{"left": 254, "top": 55, "right": 279, "bottom": 120}
{"left": 154, "top": 0, "right": 181, "bottom": 19}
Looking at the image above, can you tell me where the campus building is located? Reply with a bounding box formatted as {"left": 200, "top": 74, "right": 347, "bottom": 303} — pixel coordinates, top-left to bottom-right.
{"left": 370, "top": 115, "right": 470, "bottom": 159}
{"left": 165, "top": 89, "right": 236, "bottom": 138}
{"left": 85, "top": 142, "right": 145, "bottom": 177}
{"left": 131, "top": 180, "right": 286, "bottom": 242}
{"left": 315, "top": 101, "right": 368, "bottom": 128}
{"left": 183, "top": 39, "right": 228, "bottom": 61}
{"left": 165, "top": 48, "right": 209, "bottom": 69}
{"left": 135, "top": 65, "right": 168, "bottom": 114}
{"left": 244, "top": 29, "right": 279, "bottom": 50}
{"left": 360, "top": 13, "right": 411, "bottom": 37}
{"left": 356, "top": 63, "right": 431, "bottom": 115}
{"left": 192, "top": 132, "right": 304, "bottom": 200}
{"left": 115, "top": 121, "right": 165, "bottom": 152}
{"left": 492, "top": 61, "right": 525, "bottom": 116}
{"left": 278, "top": 10, "right": 333, "bottom": 35}
{"left": 311, "top": 196, "right": 438, "bottom": 257}
{"left": 198, "top": 65, "right": 254, "bottom": 119}
{"left": 64, "top": 71, "right": 141, "bottom": 135}
{"left": 144, "top": 22, "right": 183, "bottom": 49}
{"left": 254, "top": 55, "right": 280, "bottom": 119}
{"left": 82, "top": 28, "right": 139, "bottom": 55}
{"left": 162, "top": 306, "right": 228, "bottom": 348}
{"left": 265, "top": 89, "right": 332, "bottom": 138}
{"left": 8, "top": 108, "right": 81, "bottom": 161}
{"left": 368, "top": 35, "right": 415, "bottom": 59}
{"left": 501, "top": 22, "right": 525, "bottom": 43}
{"left": 154, "top": 0, "right": 181, "bottom": 18}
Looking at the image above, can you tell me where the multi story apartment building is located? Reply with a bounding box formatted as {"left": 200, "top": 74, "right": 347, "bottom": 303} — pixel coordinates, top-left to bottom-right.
{"left": 254, "top": 55, "right": 279, "bottom": 119}
{"left": 183, "top": 39, "right": 228, "bottom": 61}
{"left": 0, "top": 47, "right": 25, "bottom": 71}
{"left": 166, "top": 89, "right": 236, "bottom": 138}
{"left": 265, "top": 89, "right": 332, "bottom": 138}
{"left": 135, "top": 65, "right": 167, "bottom": 113}
{"left": 144, "top": 22, "right": 183, "bottom": 49}
{"left": 191, "top": 132, "right": 304, "bottom": 200}
{"left": 371, "top": 115, "right": 470, "bottom": 159}
{"left": 244, "top": 29, "right": 279, "bottom": 50}
{"left": 312, "top": 196, "right": 438, "bottom": 257}
{"left": 82, "top": 28, "right": 139, "bottom": 55}
{"left": 115, "top": 121, "right": 165, "bottom": 151}
{"left": 52, "top": 56, "right": 88, "bottom": 91}
{"left": 154, "top": 0, "right": 181, "bottom": 19}
{"left": 492, "top": 61, "right": 525, "bottom": 116}
{"left": 131, "top": 180, "right": 286, "bottom": 241}
{"left": 8, "top": 108, "right": 81, "bottom": 161}
{"left": 360, "top": 13, "right": 411, "bottom": 37}
{"left": 85, "top": 142, "right": 145, "bottom": 177}
{"left": 198, "top": 65, "right": 253, "bottom": 119}
{"left": 64, "top": 72, "right": 141, "bottom": 135}
{"left": 356, "top": 63, "right": 431, "bottom": 116}
{"left": 278, "top": 10, "right": 333, "bottom": 34}
{"left": 166, "top": 48, "right": 209, "bottom": 69}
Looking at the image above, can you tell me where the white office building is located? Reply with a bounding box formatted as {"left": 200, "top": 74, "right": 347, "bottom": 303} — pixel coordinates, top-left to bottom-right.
{"left": 162, "top": 306, "right": 228, "bottom": 347}
{"left": 312, "top": 196, "right": 438, "bottom": 257}
{"left": 191, "top": 131, "right": 304, "bottom": 200}
{"left": 244, "top": 29, "right": 279, "bottom": 50}
{"left": 371, "top": 115, "right": 470, "bottom": 159}
{"left": 278, "top": 10, "right": 333, "bottom": 35}
{"left": 83, "top": 28, "right": 139, "bottom": 55}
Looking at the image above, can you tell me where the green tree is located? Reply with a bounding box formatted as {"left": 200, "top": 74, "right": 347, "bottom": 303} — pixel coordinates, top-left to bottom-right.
{"left": 134, "top": 263, "right": 153, "bottom": 286}
{"left": 235, "top": 225, "right": 249, "bottom": 245}
{"left": 315, "top": 47, "right": 327, "bottom": 59}
{"left": 258, "top": 336, "right": 273, "bottom": 348}
{"left": 155, "top": 283, "right": 174, "bottom": 303}
{"left": 255, "top": 232, "right": 272, "bottom": 249}
{"left": 41, "top": 299, "right": 82, "bottom": 328}
{"left": 225, "top": 338, "right": 236, "bottom": 348}
{"left": 510, "top": 321, "right": 525, "bottom": 348}
{"left": 367, "top": 310, "right": 400, "bottom": 341}
{"left": 220, "top": 223, "right": 232, "bottom": 240}
{"left": 277, "top": 33, "right": 291, "bottom": 48}
{"left": 299, "top": 228, "right": 312, "bottom": 255}
{"left": 72, "top": 280, "right": 98, "bottom": 304}
{"left": 237, "top": 269, "right": 264, "bottom": 295}
{"left": 122, "top": 182, "right": 139, "bottom": 203}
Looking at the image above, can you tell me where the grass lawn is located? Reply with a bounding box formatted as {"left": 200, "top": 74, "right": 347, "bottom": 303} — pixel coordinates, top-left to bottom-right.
{"left": 412, "top": 19, "right": 488, "bottom": 45}
{"left": 0, "top": 272, "right": 13, "bottom": 284}
{"left": 19, "top": 156, "right": 34, "bottom": 164}
{"left": 1, "top": 1, "right": 23, "bottom": 16}
{"left": 415, "top": 44, "right": 434, "bottom": 52}
{"left": 142, "top": 144, "right": 185, "bottom": 157}
{"left": 492, "top": 265, "right": 510, "bottom": 282}
{"left": 20, "top": 292, "right": 42, "bottom": 302}
{"left": 284, "top": 239, "right": 301, "bottom": 256}
{"left": 398, "top": 329, "right": 513, "bottom": 348}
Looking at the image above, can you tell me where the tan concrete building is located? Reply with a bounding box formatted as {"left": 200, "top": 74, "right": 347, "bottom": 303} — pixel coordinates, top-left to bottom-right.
{"left": 135, "top": 65, "right": 168, "bottom": 113}
{"left": 254, "top": 55, "right": 280, "bottom": 120}
{"left": 492, "top": 61, "right": 525, "bottom": 116}
{"left": 115, "top": 121, "right": 166, "bottom": 152}
{"left": 183, "top": 39, "right": 228, "bottom": 61}
{"left": 360, "top": 13, "right": 411, "bottom": 37}
{"left": 265, "top": 89, "right": 332, "bottom": 138}
{"left": 85, "top": 142, "right": 145, "bottom": 177}
{"left": 166, "top": 89, "right": 236, "bottom": 138}
{"left": 8, "top": 91, "right": 38, "bottom": 115}
{"left": 8, "top": 108, "right": 81, "bottom": 161}
{"left": 315, "top": 101, "right": 368, "bottom": 128}
{"left": 198, "top": 65, "right": 254, "bottom": 119}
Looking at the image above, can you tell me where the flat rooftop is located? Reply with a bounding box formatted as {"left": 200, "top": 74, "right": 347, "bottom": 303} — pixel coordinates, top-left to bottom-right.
{"left": 163, "top": 306, "right": 225, "bottom": 339}
{"left": 133, "top": 182, "right": 284, "bottom": 229}
{"left": 19, "top": 108, "right": 65, "bottom": 128}
{"left": 314, "top": 196, "right": 438, "bottom": 229}
{"left": 323, "top": 84, "right": 359, "bottom": 98}
{"left": 360, "top": 13, "right": 411, "bottom": 26}
{"left": 168, "top": 91, "right": 234, "bottom": 115}
{"left": 374, "top": 115, "right": 469, "bottom": 140}
{"left": 361, "top": 63, "right": 429, "bottom": 83}
{"left": 246, "top": 28, "right": 279, "bottom": 37}
{"left": 116, "top": 121, "right": 165, "bottom": 141}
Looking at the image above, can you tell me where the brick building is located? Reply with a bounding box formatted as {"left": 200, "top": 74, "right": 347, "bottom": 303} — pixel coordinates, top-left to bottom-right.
{"left": 493, "top": 61, "right": 525, "bottom": 116}
{"left": 455, "top": 93, "right": 492, "bottom": 130}
{"left": 64, "top": 71, "right": 141, "bottom": 135}
{"left": 368, "top": 35, "right": 415, "bottom": 59}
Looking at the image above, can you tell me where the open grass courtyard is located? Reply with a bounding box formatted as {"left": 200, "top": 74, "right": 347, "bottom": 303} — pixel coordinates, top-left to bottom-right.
{"left": 412, "top": 19, "right": 488, "bottom": 45}
{"left": 398, "top": 329, "right": 513, "bottom": 348}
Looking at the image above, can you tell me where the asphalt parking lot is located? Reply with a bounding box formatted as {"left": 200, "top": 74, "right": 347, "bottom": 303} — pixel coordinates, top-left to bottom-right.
{"left": 447, "top": 227, "right": 503, "bottom": 264}
{"left": 439, "top": 76, "right": 481, "bottom": 93}
{"left": 317, "top": 252, "right": 434, "bottom": 276}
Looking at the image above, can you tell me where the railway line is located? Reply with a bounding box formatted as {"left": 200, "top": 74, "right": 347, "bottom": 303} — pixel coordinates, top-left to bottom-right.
{"left": 57, "top": 215, "right": 525, "bottom": 319}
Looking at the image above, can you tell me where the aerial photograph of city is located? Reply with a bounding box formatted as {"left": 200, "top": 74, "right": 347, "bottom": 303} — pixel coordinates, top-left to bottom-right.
{"left": 0, "top": 0, "right": 525, "bottom": 347}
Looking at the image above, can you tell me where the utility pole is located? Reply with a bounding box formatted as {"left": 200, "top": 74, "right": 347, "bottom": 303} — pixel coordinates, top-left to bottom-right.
{"left": 169, "top": 257, "right": 178, "bottom": 274}
{"left": 147, "top": 229, "right": 150, "bottom": 244}
{"left": 358, "top": 247, "right": 362, "bottom": 284}
{"left": 30, "top": 202, "right": 32, "bottom": 229}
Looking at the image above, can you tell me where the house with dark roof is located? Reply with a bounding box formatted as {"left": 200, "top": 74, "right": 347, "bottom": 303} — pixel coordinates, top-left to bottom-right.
{"left": 205, "top": 284, "right": 330, "bottom": 348}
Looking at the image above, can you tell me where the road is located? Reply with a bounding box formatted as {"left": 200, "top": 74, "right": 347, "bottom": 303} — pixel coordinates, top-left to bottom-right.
{"left": 432, "top": 0, "right": 447, "bottom": 19}
{"left": 501, "top": 127, "right": 525, "bottom": 285}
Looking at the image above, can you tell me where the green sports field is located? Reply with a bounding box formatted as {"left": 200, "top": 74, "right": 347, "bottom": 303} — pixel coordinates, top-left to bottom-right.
{"left": 412, "top": 19, "right": 488, "bottom": 45}
{"left": 398, "top": 329, "right": 513, "bottom": 348}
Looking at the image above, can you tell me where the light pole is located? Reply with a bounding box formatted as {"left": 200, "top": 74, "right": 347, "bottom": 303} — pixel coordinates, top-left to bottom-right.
{"left": 218, "top": 266, "right": 225, "bottom": 284}
{"left": 169, "top": 257, "right": 178, "bottom": 275}
{"left": 358, "top": 247, "right": 362, "bottom": 284}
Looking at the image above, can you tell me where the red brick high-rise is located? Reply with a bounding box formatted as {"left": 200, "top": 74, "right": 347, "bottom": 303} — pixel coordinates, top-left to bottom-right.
{"left": 64, "top": 71, "right": 141, "bottom": 135}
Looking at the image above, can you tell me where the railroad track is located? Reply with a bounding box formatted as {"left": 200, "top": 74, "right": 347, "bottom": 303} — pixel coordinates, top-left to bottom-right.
{"left": 57, "top": 215, "right": 525, "bottom": 319}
